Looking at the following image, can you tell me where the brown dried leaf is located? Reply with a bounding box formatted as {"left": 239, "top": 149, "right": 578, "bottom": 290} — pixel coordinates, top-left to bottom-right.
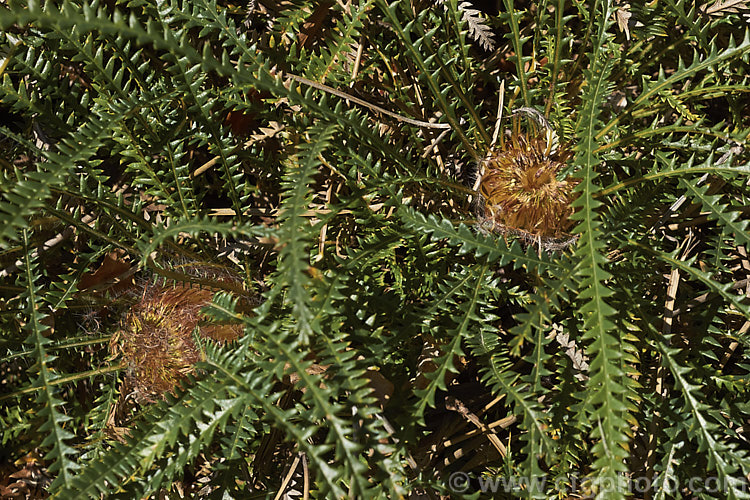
{"left": 614, "top": 4, "right": 632, "bottom": 40}
{"left": 78, "top": 249, "right": 132, "bottom": 292}
{"left": 297, "top": 1, "right": 334, "bottom": 49}
{"left": 458, "top": 2, "right": 496, "bottom": 51}
{"left": 555, "top": 328, "right": 589, "bottom": 380}
{"left": 364, "top": 369, "right": 394, "bottom": 408}
{"left": 249, "top": 121, "right": 285, "bottom": 144}
{"left": 701, "top": 0, "right": 750, "bottom": 15}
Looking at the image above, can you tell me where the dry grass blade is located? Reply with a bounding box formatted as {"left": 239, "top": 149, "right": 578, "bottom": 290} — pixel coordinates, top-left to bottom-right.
{"left": 193, "top": 122, "right": 285, "bottom": 177}
{"left": 286, "top": 73, "right": 451, "bottom": 130}
{"left": 274, "top": 453, "right": 302, "bottom": 500}
{"left": 444, "top": 396, "right": 507, "bottom": 457}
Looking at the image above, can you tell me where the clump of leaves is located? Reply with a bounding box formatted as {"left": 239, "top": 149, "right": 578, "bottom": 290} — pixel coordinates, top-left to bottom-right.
{"left": 1, "top": 0, "right": 750, "bottom": 498}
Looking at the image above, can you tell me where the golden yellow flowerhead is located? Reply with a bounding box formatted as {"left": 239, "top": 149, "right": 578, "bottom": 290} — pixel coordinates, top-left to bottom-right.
{"left": 479, "top": 131, "right": 578, "bottom": 245}
{"left": 110, "top": 266, "right": 245, "bottom": 399}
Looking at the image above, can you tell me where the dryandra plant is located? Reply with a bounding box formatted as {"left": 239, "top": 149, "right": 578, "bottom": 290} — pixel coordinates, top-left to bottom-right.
{"left": 1, "top": 0, "right": 750, "bottom": 498}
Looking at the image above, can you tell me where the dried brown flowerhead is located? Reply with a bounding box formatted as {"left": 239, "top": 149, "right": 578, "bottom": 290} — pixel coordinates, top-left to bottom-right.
{"left": 478, "top": 122, "right": 578, "bottom": 247}
{"left": 110, "top": 265, "right": 245, "bottom": 399}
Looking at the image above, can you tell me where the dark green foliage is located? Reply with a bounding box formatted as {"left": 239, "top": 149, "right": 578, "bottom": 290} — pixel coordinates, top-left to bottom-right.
{"left": 1, "top": 0, "right": 750, "bottom": 498}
